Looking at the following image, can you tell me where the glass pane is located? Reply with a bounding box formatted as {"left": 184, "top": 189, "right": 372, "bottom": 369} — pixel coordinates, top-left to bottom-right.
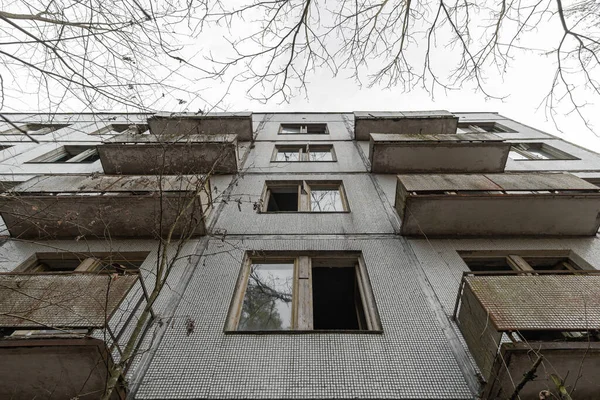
{"left": 308, "top": 151, "right": 333, "bottom": 161}
{"left": 238, "top": 263, "right": 294, "bottom": 330}
{"left": 526, "top": 148, "right": 553, "bottom": 160}
{"left": 508, "top": 149, "right": 529, "bottom": 160}
{"left": 310, "top": 189, "right": 344, "bottom": 212}
{"left": 275, "top": 150, "right": 300, "bottom": 161}
{"left": 280, "top": 125, "right": 302, "bottom": 134}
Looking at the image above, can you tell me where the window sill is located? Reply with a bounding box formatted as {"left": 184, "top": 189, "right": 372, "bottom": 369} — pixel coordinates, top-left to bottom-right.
{"left": 258, "top": 211, "right": 351, "bottom": 214}
{"left": 270, "top": 161, "right": 337, "bottom": 163}
{"left": 509, "top": 158, "right": 580, "bottom": 161}
{"left": 224, "top": 329, "right": 383, "bottom": 335}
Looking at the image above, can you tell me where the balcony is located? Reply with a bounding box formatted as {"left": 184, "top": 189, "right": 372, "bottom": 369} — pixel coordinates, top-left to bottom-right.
{"left": 147, "top": 112, "right": 253, "bottom": 141}
{"left": 0, "top": 174, "right": 211, "bottom": 239}
{"left": 369, "top": 133, "right": 510, "bottom": 173}
{"left": 0, "top": 271, "right": 145, "bottom": 399}
{"left": 395, "top": 172, "right": 600, "bottom": 236}
{"left": 354, "top": 111, "right": 458, "bottom": 140}
{"left": 455, "top": 271, "right": 600, "bottom": 399}
{"left": 98, "top": 133, "right": 238, "bottom": 175}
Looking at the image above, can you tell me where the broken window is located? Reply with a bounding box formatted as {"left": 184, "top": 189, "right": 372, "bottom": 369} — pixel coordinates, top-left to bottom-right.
{"left": 457, "top": 122, "right": 515, "bottom": 134}
{"left": 311, "top": 258, "right": 367, "bottom": 330}
{"left": 508, "top": 143, "right": 577, "bottom": 160}
{"left": 272, "top": 144, "right": 335, "bottom": 162}
{"left": 265, "top": 185, "right": 299, "bottom": 211}
{"left": 279, "top": 124, "right": 328, "bottom": 135}
{"left": 27, "top": 145, "right": 100, "bottom": 163}
{"left": 459, "top": 250, "right": 585, "bottom": 273}
{"left": 262, "top": 181, "right": 348, "bottom": 212}
{"left": 227, "top": 253, "right": 381, "bottom": 332}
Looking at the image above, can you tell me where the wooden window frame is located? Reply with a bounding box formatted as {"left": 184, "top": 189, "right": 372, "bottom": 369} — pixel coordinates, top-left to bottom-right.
{"left": 225, "top": 251, "right": 382, "bottom": 333}
{"left": 261, "top": 180, "right": 349, "bottom": 213}
{"left": 271, "top": 144, "right": 336, "bottom": 162}
{"left": 278, "top": 123, "right": 329, "bottom": 135}
{"left": 458, "top": 250, "right": 591, "bottom": 273}
{"left": 13, "top": 251, "right": 150, "bottom": 273}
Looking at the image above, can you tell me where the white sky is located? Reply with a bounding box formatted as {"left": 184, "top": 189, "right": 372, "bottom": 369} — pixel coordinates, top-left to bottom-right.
{"left": 215, "top": 61, "right": 600, "bottom": 152}
{"left": 3, "top": 0, "right": 599, "bottom": 152}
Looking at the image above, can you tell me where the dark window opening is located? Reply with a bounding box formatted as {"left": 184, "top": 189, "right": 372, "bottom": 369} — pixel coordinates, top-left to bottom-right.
{"left": 463, "top": 258, "right": 513, "bottom": 272}
{"left": 17, "top": 253, "right": 148, "bottom": 273}
{"left": 312, "top": 266, "right": 366, "bottom": 330}
{"left": 519, "top": 330, "right": 600, "bottom": 342}
{"left": 523, "top": 257, "right": 576, "bottom": 271}
{"left": 31, "top": 259, "right": 83, "bottom": 272}
{"left": 267, "top": 187, "right": 298, "bottom": 211}
{"left": 460, "top": 251, "right": 584, "bottom": 273}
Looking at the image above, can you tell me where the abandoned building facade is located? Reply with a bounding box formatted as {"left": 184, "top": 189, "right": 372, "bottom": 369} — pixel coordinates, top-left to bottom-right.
{"left": 0, "top": 111, "right": 600, "bottom": 399}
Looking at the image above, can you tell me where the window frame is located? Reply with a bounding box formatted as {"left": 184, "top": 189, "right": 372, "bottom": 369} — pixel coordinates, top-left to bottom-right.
{"left": 13, "top": 251, "right": 150, "bottom": 273}
{"left": 508, "top": 142, "right": 578, "bottom": 161}
{"left": 278, "top": 123, "right": 329, "bottom": 135}
{"left": 457, "top": 122, "right": 516, "bottom": 134}
{"left": 225, "top": 251, "right": 382, "bottom": 333}
{"left": 458, "top": 250, "right": 591, "bottom": 273}
{"left": 271, "top": 144, "right": 336, "bottom": 162}
{"left": 1, "top": 123, "right": 69, "bottom": 135}
{"left": 90, "top": 123, "right": 149, "bottom": 135}
{"left": 26, "top": 145, "right": 100, "bottom": 163}
{"left": 261, "top": 180, "right": 349, "bottom": 213}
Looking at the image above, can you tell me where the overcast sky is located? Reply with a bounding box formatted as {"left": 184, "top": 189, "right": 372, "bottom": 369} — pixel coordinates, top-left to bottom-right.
{"left": 3, "top": 0, "right": 599, "bottom": 151}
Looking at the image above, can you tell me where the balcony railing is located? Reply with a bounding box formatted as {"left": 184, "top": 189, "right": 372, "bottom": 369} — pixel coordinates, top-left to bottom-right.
{"left": 0, "top": 174, "right": 212, "bottom": 239}
{"left": 395, "top": 172, "right": 600, "bottom": 236}
{"left": 454, "top": 270, "right": 600, "bottom": 399}
{"left": 98, "top": 133, "right": 238, "bottom": 175}
{"left": 354, "top": 110, "right": 458, "bottom": 140}
{"left": 147, "top": 112, "right": 253, "bottom": 141}
{"left": 369, "top": 133, "right": 510, "bottom": 173}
